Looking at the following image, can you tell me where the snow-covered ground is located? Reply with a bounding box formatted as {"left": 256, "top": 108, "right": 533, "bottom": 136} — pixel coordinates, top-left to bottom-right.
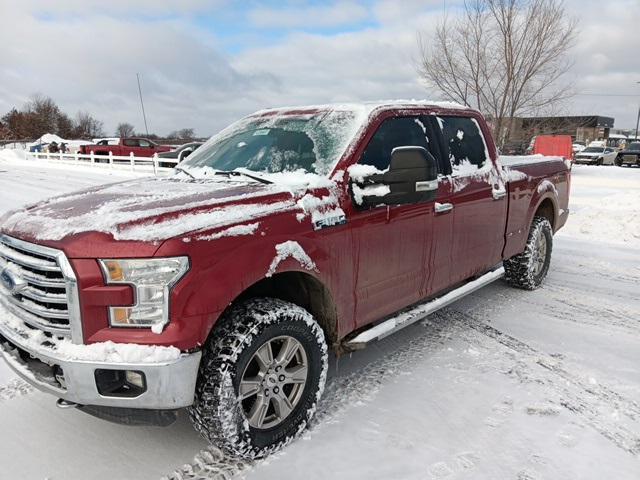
{"left": 0, "top": 157, "right": 638, "bottom": 479}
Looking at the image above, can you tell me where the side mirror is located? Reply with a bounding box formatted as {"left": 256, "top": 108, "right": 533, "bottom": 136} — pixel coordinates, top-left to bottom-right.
{"left": 351, "top": 146, "right": 439, "bottom": 207}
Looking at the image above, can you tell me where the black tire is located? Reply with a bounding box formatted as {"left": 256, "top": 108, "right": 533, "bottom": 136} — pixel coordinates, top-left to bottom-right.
{"left": 504, "top": 216, "right": 553, "bottom": 290}
{"left": 615, "top": 156, "right": 623, "bottom": 167}
{"left": 189, "top": 297, "right": 328, "bottom": 459}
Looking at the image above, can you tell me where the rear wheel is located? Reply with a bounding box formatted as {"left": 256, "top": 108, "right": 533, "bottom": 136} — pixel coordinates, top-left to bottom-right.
{"left": 189, "top": 298, "right": 328, "bottom": 459}
{"left": 504, "top": 216, "right": 553, "bottom": 290}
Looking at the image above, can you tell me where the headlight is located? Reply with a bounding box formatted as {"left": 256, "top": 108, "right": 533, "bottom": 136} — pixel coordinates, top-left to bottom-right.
{"left": 99, "top": 257, "right": 189, "bottom": 333}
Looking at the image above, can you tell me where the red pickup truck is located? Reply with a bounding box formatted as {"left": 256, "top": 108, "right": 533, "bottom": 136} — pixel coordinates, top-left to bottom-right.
{"left": 78, "top": 137, "right": 172, "bottom": 157}
{"left": 0, "top": 101, "right": 570, "bottom": 458}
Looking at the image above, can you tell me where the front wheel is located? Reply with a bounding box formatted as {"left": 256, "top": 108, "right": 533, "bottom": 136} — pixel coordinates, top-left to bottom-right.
{"left": 189, "top": 298, "right": 328, "bottom": 459}
{"left": 504, "top": 216, "right": 553, "bottom": 290}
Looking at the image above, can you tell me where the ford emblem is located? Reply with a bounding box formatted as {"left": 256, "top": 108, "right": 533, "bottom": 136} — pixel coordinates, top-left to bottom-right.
{"left": 0, "top": 268, "right": 26, "bottom": 295}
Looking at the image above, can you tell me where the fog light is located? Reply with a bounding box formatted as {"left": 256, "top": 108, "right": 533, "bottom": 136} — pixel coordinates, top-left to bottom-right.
{"left": 95, "top": 369, "right": 147, "bottom": 398}
{"left": 125, "top": 370, "right": 145, "bottom": 389}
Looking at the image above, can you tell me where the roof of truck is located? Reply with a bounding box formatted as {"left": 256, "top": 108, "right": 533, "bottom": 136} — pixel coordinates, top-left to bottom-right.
{"left": 253, "top": 100, "right": 472, "bottom": 117}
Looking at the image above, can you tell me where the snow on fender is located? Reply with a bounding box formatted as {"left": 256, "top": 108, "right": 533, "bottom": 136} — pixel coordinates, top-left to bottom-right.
{"left": 266, "top": 241, "right": 317, "bottom": 277}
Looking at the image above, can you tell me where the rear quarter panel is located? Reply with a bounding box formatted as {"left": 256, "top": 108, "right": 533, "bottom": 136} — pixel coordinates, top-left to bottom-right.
{"left": 502, "top": 157, "right": 570, "bottom": 259}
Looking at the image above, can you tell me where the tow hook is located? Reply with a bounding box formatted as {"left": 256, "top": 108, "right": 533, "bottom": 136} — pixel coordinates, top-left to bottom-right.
{"left": 56, "top": 398, "right": 79, "bottom": 409}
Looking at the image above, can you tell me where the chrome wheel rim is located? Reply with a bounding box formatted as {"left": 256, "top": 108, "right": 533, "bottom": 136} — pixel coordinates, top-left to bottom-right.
{"left": 239, "top": 335, "right": 308, "bottom": 430}
{"left": 532, "top": 233, "right": 547, "bottom": 276}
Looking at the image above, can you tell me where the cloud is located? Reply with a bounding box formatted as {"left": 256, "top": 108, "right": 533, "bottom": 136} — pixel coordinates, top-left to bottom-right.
{"left": 0, "top": 0, "right": 638, "bottom": 140}
{"left": 248, "top": 2, "right": 369, "bottom": 29}
{"left": 18, "top": 0, "right": 227, "bottom": 16}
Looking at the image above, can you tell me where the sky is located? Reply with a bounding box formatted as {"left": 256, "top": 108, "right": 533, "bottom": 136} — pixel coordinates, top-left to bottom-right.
{"left": 0, "top": 0, "right": 639, "bottom": 137}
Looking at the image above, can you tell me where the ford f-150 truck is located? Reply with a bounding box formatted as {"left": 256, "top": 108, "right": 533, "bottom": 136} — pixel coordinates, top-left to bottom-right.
{"left": 0, "top": 101, "right": 570, "bottom": 458}
{"left": 78, "top": 137, "right": 172, "bottom": 157}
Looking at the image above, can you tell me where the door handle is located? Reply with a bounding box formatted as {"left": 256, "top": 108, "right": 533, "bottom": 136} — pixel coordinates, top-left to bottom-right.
{"left": 492, "top": 188, "right": 507, "bottom": 200}
{"left": 435, "top": 202, "right": 454, "bottom": 214}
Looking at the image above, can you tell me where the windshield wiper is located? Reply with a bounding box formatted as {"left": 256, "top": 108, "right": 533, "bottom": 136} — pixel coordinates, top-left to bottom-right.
{"left": 174, "top": 166, "right": 196, "bottom": 180}
{"left": 214, "top": 170, "right": 273, "bottom": 185}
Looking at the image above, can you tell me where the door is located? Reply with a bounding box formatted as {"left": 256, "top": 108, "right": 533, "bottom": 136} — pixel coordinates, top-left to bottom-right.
{"left": 138, "top": 139, "right": 155, "bottom": 157}
{"left": 349, "top": 115, "right": 452, "bottom": 328}
{"left": 604, "top": 147, "right": 617, "bottom": 165}
{"left": 436, "top": 115, "right": 508, "bottom": 284}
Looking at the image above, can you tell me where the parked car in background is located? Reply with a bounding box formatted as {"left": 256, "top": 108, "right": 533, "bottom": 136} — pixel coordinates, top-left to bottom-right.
{"left": 157, "top": 142, "right": 203, "bottom": 164}
{"left": 532, "top": 135, "right": 573, "bottom": 159}
{"left": 574, "top": 146, "right": 618, "bottom": 165}
{"left": 616, "top": 141, "right": 640, "bottom": 167}
{"left": 0, "top": 101, "right": 571, "bottom": 459}
{"left": 78, "top": 138, "right": 172, "bottom": 157}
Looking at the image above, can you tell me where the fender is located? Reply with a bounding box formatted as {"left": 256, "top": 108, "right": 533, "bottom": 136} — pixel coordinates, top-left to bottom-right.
{"left": 155, "top": 215, "right": 353, "bottom": 346}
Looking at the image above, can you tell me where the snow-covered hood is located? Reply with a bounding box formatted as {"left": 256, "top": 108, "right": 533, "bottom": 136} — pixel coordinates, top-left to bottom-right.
{"left": 0, "top": 177, "right": 297, "bottom": 249}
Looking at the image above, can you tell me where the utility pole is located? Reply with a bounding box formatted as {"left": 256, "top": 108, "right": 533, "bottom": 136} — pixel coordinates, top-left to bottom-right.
{"left": 137, "top": 73, "right": 149, "bottom": 136}
{"left": 635, "top": 82, "right": 640, "bottom": 140}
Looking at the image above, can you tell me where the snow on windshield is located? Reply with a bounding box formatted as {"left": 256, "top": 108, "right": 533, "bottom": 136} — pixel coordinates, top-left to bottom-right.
{"left": 182, "top": 106, "right": 367, "bottom": 178}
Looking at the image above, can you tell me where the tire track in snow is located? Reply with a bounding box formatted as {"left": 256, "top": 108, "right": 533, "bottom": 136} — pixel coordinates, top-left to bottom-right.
{"left": 468, "top": 283, "right": 640, "bottom": 335}
{"left": 163, "top": 311, "right": 468, "bottom": 479}
{"left": 453, "top": 308, "right": 640, "bottom": 456}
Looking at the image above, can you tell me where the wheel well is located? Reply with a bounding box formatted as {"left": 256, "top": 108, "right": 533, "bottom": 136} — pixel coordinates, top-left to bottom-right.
{"left": 230, "top": 272, "right": 339, "bottom": 347}
{"left": 534, "top": 198, "right": 555, "bottom": 231}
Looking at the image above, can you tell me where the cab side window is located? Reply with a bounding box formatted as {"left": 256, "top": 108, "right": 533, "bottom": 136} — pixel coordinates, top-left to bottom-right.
{"left": 360, "top": 117, "right": 431, "bottom": 171}
{"left": 437, "top": 116, "right": 488, "bottom": 174}
{"left": 123, "top": 139, "right": 139, "bottom": 147}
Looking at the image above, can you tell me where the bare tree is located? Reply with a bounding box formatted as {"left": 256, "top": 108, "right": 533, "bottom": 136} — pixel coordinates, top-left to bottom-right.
{"left": 418, "top": 0, "right": 577, "bottom": 147}
{"left": 74, "top": 111, "right": 104, "bottom": 138}
{"left": 167, "top": 128, "right": 195, "bottom": 140}
{"left": 116, "top": 122, "right": 135, "bottom": 138}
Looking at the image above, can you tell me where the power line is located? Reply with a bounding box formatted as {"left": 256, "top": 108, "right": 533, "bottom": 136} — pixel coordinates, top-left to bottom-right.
{"left": 575, "top": 93, "right": 639, "bottom": 97}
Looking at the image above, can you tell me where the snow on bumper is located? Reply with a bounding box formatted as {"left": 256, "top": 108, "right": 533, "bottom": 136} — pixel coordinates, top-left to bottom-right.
{"left": 0, "top": 303, "right": 201, "bottom": 409}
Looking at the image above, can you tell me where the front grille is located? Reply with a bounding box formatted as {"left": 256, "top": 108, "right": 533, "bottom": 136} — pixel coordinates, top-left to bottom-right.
{"left": 0, "top": 235, "right": 73, "bottom": 338}
{"left": 623, "top": 155, "right": 637, "bottom": 162}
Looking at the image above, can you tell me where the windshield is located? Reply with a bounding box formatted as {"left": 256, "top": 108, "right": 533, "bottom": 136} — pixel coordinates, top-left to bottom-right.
{"left": 582, "top": 147, "right": 604, "bottom": 153}
{"left": 180, "top": 108, "right": 365, "bottom": 178}
{"left": 628, "top": 142, "right": 640, "bottom": 151}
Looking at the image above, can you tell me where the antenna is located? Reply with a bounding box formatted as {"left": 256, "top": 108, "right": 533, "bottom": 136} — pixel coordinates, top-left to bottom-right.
{"left": 137, "top": 73, "right": 149, "bottom": 136}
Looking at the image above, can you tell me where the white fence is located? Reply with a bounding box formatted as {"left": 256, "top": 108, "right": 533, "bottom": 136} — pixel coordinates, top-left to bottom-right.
{"left": 24, "top": 151, "right": 179, "bottom": 176}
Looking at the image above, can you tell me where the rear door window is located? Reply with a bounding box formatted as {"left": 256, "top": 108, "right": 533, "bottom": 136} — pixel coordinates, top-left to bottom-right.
{"left": 123, "top": 139, "right": 139, "bottom": 147}
{"left": 436, "top": 116, "right": 489, "bottom": 174}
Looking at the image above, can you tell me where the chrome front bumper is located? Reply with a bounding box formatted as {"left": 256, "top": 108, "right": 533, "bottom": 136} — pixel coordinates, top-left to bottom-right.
{"left": 0, "top": 318, "right": 201, "bottom": 410}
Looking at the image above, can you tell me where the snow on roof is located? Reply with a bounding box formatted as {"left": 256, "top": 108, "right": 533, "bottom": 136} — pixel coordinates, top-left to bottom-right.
{"left": 252, "top": 99, "right": 470, "bottom": 118}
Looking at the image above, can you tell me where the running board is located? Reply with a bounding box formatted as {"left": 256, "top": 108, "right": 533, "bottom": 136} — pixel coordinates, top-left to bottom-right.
{"left": 345, "top": 267, "right": 505, "bottom": 349}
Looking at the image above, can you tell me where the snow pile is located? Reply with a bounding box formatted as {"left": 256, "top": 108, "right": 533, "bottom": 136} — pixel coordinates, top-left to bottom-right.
{"left": 0, "top": 149, "right": 28, "bottom": 162}
{"left": 193, "top": 222, "right": 260, "bottom": 241}
{"left": 120, "top": 200, "right": 294, "bottom": 241}
{"left": 266, "top": 241, "right": 317, "bottom": 277}
{"left": 347, "top": 164, "right": 391, "bottom": 205}
{"left": 347, "top": 163, "right": 387, "bottom": 182}
{"left": 557, "top": 166, "right": 640, "bottom": 246}
{"left": 0, "top": 302, "right": 181, "bottom": 363}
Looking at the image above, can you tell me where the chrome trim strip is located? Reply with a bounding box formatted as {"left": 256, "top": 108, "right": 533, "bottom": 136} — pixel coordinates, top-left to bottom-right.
{"left": 0, "top": 289, "right": 69, "bottom": 319}
{"left": 20, "top": 287, "right": 68, "bottom": 305}
{"left": 0, "top": 242, "right": 60, "bottom": 272}
{"left": 0, "top": 258, "right": 66, "bottom": 288}
{"left": 0, "top": 235, "right": 83, "bottom": 344}
{"left": 0, "top": 293, "right": 71, "bottom": 336}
